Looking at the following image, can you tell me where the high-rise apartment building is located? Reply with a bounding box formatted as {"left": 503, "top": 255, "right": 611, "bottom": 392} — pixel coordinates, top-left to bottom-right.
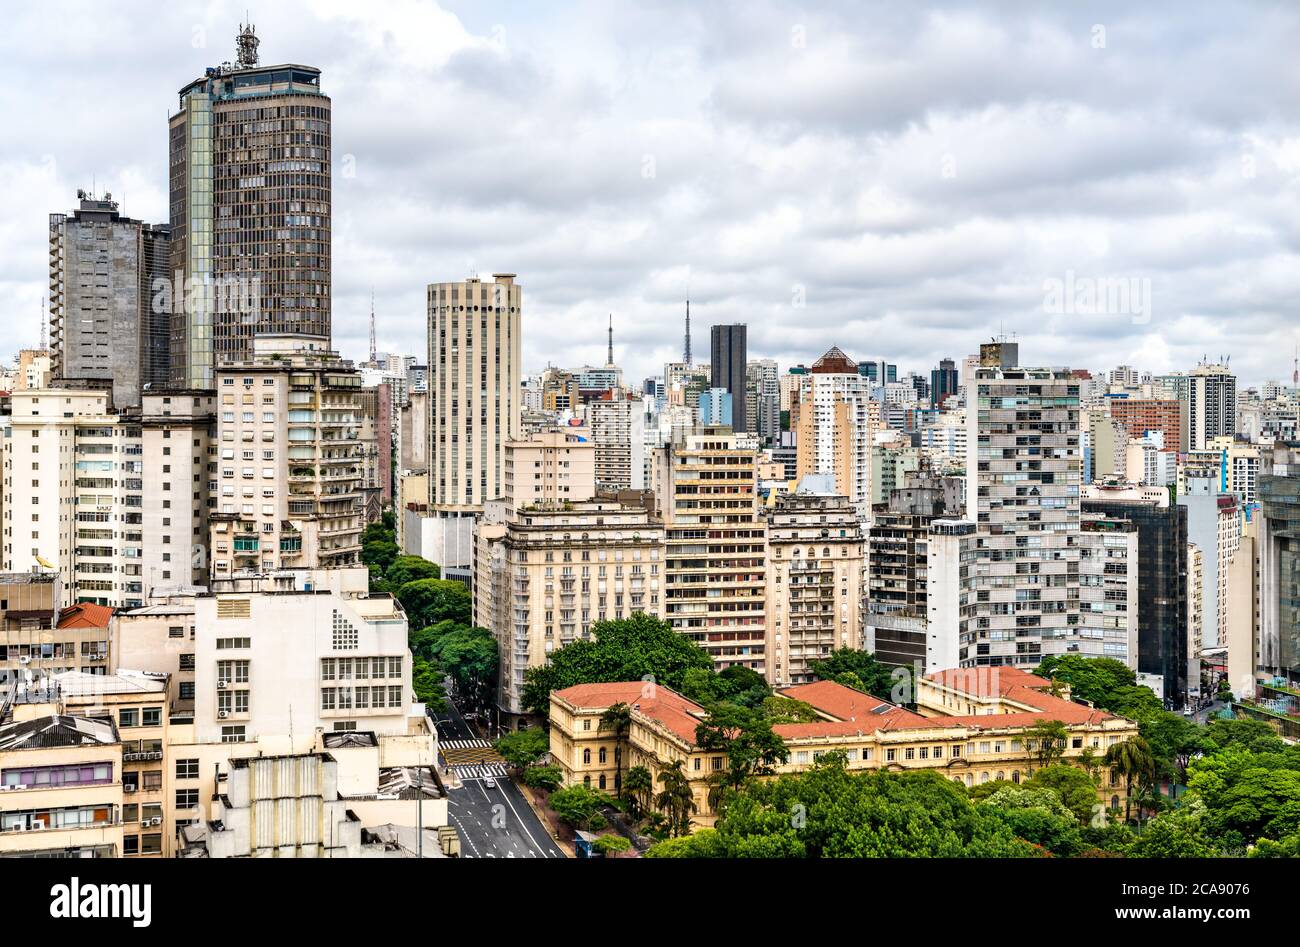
{"left": 1188, "top": 363, "right": 1237, "bottom": 451}
{"left": 794, "top": 347, "right": 880, "bottom": 519}
{"left": 2, "top": 389, "right": 215, "bottom": 608}
{"left": 1178, "top": 470, "right": 1241, "bottom": 652}
{"left": 930, "top": 358, "right": 959, "bottom": 409}
{"left": 652, "top": 427, "right": 767, "bottom": 676}
{"left": 207, "top": 336, "right": 364, "bottom": 579}
{"left": 585, "top": 398, "right": 647, "bottom": 491}
{"left": 746, "top": 358, "right": 780, "bottom": 444}
{"left": 1259, "top": 445, "right": 1300, "bottom": 676}
{"left": 766, "top": 489, "right": 864, "bottom": 685}
{"left": 49, "top": 192, "right": 172, "bottom": 407}
{"left": 168, "top": 25, "right": 332, "bottom": 387}
{"left": 1107, "top": 396, "right": 1183, "bottom": 455}
{"left": 963, "top": 366, "right": 1087, "bottom": 667}
{"left": 709, "top": 324, "right": 747, "bottom": 433}
{"left": 474, "top": 500, "right": 664, "bottom": 718}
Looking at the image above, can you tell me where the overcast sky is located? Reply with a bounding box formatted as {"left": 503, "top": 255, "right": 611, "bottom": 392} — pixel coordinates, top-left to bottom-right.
{"left": 3, "top": 1, "right": 1298, "bottom": 387}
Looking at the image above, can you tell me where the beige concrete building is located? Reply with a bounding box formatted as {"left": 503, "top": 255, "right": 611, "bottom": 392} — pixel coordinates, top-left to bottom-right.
{"left": 0, "top": 573, "right": 61, "bottom": 687}
{"left": 503, "top": 430, "right": 596, "bottom": 511}
{"left": 964, "top": 366, "right": 1086, "bottom": 667}
{"left": 0, "top": 715, "right": 124, "bottom": 857}
{"left": 475, "top": 500, "right": 665, "bottom": 718}
{"left": 2, "top": 388, "right": 214, "bottom": 607}
{"left": 113, "top": 590, "right": 199, "bottom": 713}
{"left": 765, "top": 489, "right": 864, "bottom": 685}
{"left": 208, "top": 336, "right": 365, "bottom": 579}
{"left": 793, "top": 347, "right": 881, "bottom": 520}
{"left": 652, "top": 427, "right": 768, "bottom": 677}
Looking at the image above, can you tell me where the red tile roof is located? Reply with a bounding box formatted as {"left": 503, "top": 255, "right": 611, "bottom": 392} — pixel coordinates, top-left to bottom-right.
{"left": 552, "top": 682, "right": 708, "bottom": 745}
{"left": 779, "top": 681, "right": 928, "bottom": 727}
{"left": 57, "top": 602, "right": 114, "bottom": 629}
{"left": 924, "top": 667, "right": 1115, "bottom": 726}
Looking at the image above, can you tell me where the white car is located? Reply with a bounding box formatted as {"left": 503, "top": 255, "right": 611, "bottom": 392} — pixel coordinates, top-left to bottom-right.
{"left": 483, "top": 777, "right": 497, "bottom": 789}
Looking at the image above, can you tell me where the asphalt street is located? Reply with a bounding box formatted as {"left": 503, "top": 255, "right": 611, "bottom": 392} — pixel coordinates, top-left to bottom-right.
{"left": 432, "top": 699, "right": 566, "bottom": 859}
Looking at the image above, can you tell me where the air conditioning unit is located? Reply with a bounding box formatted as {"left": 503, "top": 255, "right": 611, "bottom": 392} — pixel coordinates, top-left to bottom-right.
{"left": 149, "top": 817, "right": 162, "bottom": 827}
{"left": 218, "top": 710, "right": 229, "bottom": 719}
{"left": 217, "top": 680, "right": 228, "bottom": 689}
{"left": 32, "top": 820, "right": 46, "bottom": 830}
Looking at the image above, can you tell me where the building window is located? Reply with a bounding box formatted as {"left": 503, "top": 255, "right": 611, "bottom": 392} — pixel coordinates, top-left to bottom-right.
{"left": 176, "top": 759, "right": 199, "bottom": 780}
{"left": 175, "top": 789, "right": 199, "bottom": 809}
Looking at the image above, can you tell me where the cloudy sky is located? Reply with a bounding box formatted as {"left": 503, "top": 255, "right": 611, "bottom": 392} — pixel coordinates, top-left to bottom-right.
{"left": 3, "top": 0, "right": 1299, "bottom": 387}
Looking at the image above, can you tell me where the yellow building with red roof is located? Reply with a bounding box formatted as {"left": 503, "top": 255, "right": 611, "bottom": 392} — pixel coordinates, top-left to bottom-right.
{"left": 548, "top": 666, "right": 1141, "bottom": 830}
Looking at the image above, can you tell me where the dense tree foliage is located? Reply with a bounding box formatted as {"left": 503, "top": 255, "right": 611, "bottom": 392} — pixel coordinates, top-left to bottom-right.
{"left": 397, "top": 578, "right": 472, "bottom": 630}
{"left": 808, "top": 649, "right": 898, "bottom": 702}
{"left": 1033, "top": 655, "right": 1163, "bottom": 718}
{"left": 494, "top": 727, "right": 550, "bottom": 769}
{"left": 551, "top": 784, "right": 616, "bottom": 830}
{"left": 521, "top": 613, "right": 715, "bottom": 718}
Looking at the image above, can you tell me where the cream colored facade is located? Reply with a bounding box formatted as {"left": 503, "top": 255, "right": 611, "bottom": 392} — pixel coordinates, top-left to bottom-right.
{"left": 0, "top": 715, "right": 123, "bottom": 857}
{"left": 1225, "top": 516, "right": 1260, "bottom": 698}
{"left": 113, "top": 592, "right": 198, "bottom": 713}
{"left": 427, "top": 274, "right": 523, "bottom": 510}
{"left": 208, "top": 336, "right": 365, "bottom": 579}
{"left": 652, "top": 427, "right": 768, "bottom": 677}
{"left": 2, "top": 388, "right": 214, "bottom": 607}
{"left": 765, "top": 491, "right": 864, "bottom": 685}
{"left": 549, "top": 668, "right": 1142, "bottom": 833}
{"left": 475, "top": 501, "right": 665, "bottom": 717}
{"left": 793, "top": 349, "right": 881, "bottom": 520}
{"left": 503, "top": 430, "right": 596, "bottom": 510}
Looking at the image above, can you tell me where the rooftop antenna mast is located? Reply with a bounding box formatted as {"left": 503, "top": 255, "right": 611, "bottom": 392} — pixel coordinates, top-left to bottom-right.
{"left": 40, "top": 298, "right": 47, "bottom": 351}
{"left": 606, "top": 314, "right": 614, "bottom": 367}
{"left": 1293, "top": 345, "right": 1298, "bottom": 387}
{"left": 683, "top": 298, "right": 692, "bottom": 364}
{"left": 369, "top": 288, "right": 377, "bottom": 365}
{"left": 236, "top": 20, "right": 260, "bottom": 68}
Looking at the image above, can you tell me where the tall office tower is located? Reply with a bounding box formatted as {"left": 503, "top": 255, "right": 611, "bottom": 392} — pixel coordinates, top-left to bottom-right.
{"left": 765, "top": 488, "right": 864, "bottom": 685}
{"left": 930, "top": 358, "right": 959, "bottom": 409}
{"left": 1188, "top": 362, "right": 1237, "bottom": 450}
{"left": 652, "top": 427, "right": 767, "bottom": 677}
{"left": 207, "top": 337, "right": 365, "bottom": 579}
{"left": 794, "top": 347, "right": 880, "bottom": 519}
{"left": 963, "top": 366, "right": 1086, "bottom": 667}
{"left": 746, "top": 358, "right": 780, "bottom": 444}
{"left": 1083, "top": 486, "right": 1190, "bottom": 705}
{"left": 1177, "top": 470, "right": 1241, "bottom": 652}
{"left": 2, "top": 389, "right": 215, "bottom": 608}
{"left": 1258, "top": 445, "right": 1300, "bottom": 677}
{"left": 48, "top": 192, "right": 172, "bottom": 408}
{"left": 709, "top": 324, "right": 747, "bottom": 433}
{"left": 425, "top": 274, "right": 522, "bottom": 566}
{"left": 168, "top": 24, "right": 332, "bottom": 387}
{"left": 586, "top": 398, "right": 647, "bottom": 491}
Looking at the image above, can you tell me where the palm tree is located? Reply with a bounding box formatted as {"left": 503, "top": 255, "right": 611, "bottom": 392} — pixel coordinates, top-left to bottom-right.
{"left": 655, "top": 760, "right": 696, "bottom": 838}
{"left": 623, "top": 765, "right": 653, "bottom": 821}
{"left": 1026, "top": 719, "right": 1069, "bottom": 770}
{"left": 598, "top": 702, "right": 634, "bottom": 800}
{"left": 1105, "top": 735, "right": 1156, "bottom": 824}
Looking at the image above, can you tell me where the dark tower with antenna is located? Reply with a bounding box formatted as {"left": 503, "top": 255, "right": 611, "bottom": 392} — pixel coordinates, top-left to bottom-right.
{"left": 606, "top": 314, "right": 614, "bottom": 367}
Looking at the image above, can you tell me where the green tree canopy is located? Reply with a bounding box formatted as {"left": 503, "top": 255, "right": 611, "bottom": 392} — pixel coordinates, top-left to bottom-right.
{"left": 494, "top": 727, "right": 550, "bottom": 769}
{"left": 808, "top": 648, "right": 896, "bottom": 701}
{"left": 397, "top": 578, "right": 472, "bottom": 629}
{"left": 550, "top": 784, "right": 614, "bottom": 830}
{"left": 385, "top": 555, "right": 441, "bottom": 589}
{"left": 522, "top": 614, "right": 715, "bottom": 718}
{"left": 1033, "top": 655, "right": 1162, "bottom": 717}
{"left": 1024, "top": 764, "right": 1102, "bottom": 824}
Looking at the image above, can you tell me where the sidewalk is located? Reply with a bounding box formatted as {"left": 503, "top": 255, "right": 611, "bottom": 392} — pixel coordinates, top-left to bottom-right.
{"left": 519, "top": 782, "right": 575, "bottom": 858}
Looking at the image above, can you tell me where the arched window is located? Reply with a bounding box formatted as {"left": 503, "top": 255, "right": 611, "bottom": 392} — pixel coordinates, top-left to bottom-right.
{"left": 599, "top": 747, "right": 607, "bottom": 765}
{"left": 1011, "top": 771, "right": 1021, "bottom": 784}
{"left": 599, "top": 774, "right": 607, "bottom": 790}
{"left": 583, "top": 748, "right": 591, "bottom": 765}
{"left": 1111, "top": 795, "right": 1120, "bottom": 811}
{"left": 822, "top": 547, "right": 830, "bottom": 558}
{"left": 996, "top": 771, "right": 1005, "bottom": 782}
{"left": 965, "top": 773, "right": 973, "bottom": 786}
{"left": 583, "top": 775, "right": 591, "bottom": 788}
{"left": 980, "top": 772, "right": 990, "bottom": 783}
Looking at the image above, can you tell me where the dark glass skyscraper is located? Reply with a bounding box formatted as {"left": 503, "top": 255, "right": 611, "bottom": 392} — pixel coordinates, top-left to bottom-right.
{"left": 931, "top": 357, "right": 959, "bottom": 408}
{"left": 1083, "top": 495, "right": 1190, "bottom": 704}
{"left": 168, "top": 23, "right": 331, "bottom": 387}
{"left": 710, "top": 323, "right": 747, "bottom": 432}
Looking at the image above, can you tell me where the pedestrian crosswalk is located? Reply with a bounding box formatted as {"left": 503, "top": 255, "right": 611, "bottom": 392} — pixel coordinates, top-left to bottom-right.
{"left": 453, "top": 761, "right": 509, "bottom": 781}
{"left": 442, "top": 739, "right": 493, "bottom": 750}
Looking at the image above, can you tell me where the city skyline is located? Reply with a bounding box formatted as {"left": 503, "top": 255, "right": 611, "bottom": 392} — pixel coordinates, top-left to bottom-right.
{"left": 2, "top": 2, "right": 1298, "bottom": 387}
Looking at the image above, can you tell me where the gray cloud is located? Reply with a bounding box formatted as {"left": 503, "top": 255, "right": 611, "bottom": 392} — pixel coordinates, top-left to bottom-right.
{"left": 1, "top": 0, "right": 1298, "bottom": 389}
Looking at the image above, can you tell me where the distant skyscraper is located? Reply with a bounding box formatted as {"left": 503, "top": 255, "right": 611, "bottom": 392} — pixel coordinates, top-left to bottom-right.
{"left": 930, "top": 358, "right": 959, "bottom": 409}
{"left": 1188, "top": 362, "right": 1237, "bottom": 450}
{"left": 709, "top": 324, "right": 747, "bottom": 432}
{"left": 168, "top": 23, "right": 332, "bottom": 387}
{"left": 48, "top": 192, "right": 171, "bottom": 408}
